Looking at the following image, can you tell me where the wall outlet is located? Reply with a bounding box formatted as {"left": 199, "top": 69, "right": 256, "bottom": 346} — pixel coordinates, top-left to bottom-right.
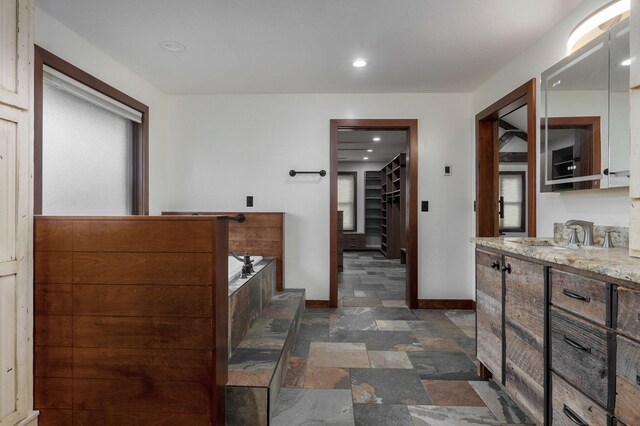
{"left": 421, "top": 201, "right": 429, "bottom": 212}
{"left": 246, "top": 196, "right": 254, "bottom": 207}
{"left": 444, "top": 164, "right": 452, "bottom": 175}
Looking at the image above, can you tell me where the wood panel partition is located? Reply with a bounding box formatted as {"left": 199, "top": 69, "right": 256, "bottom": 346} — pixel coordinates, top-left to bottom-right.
{"left": 34, "top": 216, "right": 228, "bottom": 426}
{"left": 163, "top": 212, "right": 285, "bottom": 292}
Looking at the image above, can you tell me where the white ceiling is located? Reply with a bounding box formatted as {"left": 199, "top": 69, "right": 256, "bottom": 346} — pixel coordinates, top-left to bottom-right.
{"left": 338, "top": 130, "right": 406, "bottom": 163}
{"left": 36, "top": 0, "right": 585, "bottom": 94}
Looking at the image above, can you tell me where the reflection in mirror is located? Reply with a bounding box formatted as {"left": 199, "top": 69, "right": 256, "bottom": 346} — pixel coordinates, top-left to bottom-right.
{"left": 545, "top": 116, "right": 601, "bottom": 191}
{"left": 499, "top": 105, "right": 528, "bottom": 236}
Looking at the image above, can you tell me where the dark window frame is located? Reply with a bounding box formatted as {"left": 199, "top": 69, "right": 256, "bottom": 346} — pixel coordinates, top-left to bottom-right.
{"left": 338, "top": 171, "right": 358, "bottom": 232}
{"left": 34, "top": 45, "right": 149, "bottom": 215}
{"left": 499, "top": 171, "right": 526, "bottom": 233}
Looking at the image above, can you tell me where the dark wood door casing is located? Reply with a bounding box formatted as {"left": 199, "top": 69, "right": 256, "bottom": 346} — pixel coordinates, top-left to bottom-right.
{"left": 476, "top": 79, "right": 537, "bottom": 238}
{"left": 34, "top": 45, "right": 149, "bottom": 215}
{"left": 330, "top": 119, "right": 419, "bottom": 309}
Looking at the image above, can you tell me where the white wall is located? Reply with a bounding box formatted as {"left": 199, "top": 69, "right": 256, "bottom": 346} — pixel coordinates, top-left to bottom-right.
{"left": 473, "top": 0, "right": 630, "bottom": 237}
{"left": 166, "top": 94, "right": 474, "bottom": 301}
{"left": 338, "top": 161, "right": 386, "bottom": 235}
{"left": 35, "top": 8, "right": 169, "bottom": 214}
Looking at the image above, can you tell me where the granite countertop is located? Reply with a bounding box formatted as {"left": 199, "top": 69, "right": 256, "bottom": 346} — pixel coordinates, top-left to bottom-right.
{"left": 471, "top": 237, "right": 640, "bottom": 285}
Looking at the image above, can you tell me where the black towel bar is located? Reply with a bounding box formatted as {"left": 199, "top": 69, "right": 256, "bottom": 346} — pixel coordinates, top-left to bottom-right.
{"left": 289, "top": 170, "right": 326, "bottom": 177}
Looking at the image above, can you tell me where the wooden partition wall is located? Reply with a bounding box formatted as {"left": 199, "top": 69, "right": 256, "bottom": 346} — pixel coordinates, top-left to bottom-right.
{"left": 163, "top": 212, "right": 285, "bottom": 291}
{"left": 34, "top": 216, "right": 228, "bottom": 426}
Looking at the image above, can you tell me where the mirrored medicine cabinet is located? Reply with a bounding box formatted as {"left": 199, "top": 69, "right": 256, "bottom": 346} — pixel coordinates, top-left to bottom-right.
{"left": 540, "top": 18, "right": 630, "bottom": 192}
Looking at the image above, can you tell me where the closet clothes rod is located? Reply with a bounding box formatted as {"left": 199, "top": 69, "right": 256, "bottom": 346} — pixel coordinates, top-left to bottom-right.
{"left": 289, "top": 170, "right": 327, "bottom": 177}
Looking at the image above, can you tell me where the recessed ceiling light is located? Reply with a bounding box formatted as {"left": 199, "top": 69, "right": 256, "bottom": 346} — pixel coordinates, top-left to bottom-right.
{"left": 352, "top": 58, "right": 367, "bottom": 68}
{"left": 621, "top": 58, "right": 632, "bottom": 66}
{"left": 372, "top": 137, "right": 381, "bottom": 142}
{"left": 367, "top": 149, "right": 373, "bottom": 152}
{"left": 363, "top": 157, "right": 369, "bottom": 160}
{"left": 160, "top": 40, "right": 186, "bottom": 52}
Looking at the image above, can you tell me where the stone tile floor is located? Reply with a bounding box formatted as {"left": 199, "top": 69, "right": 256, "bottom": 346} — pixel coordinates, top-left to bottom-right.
{"left": 273, "top": 252, "right": 534, "bottom": 425}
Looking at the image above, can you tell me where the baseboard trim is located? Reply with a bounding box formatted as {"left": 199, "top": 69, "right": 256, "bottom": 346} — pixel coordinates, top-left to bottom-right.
{"left": 15, "top": 411, "right": 39, "bottom": 426}
{"left": 417, "top": 299, "right": 475, "bottom": 310}
{"left": 305, "top": 300, "right": 332, "bottom": 308}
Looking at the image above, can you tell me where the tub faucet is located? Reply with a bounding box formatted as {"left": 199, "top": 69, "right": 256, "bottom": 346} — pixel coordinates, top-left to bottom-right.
{"left": 242, "top": 252, "right": 255, "bottom": 275}
{"left": 564, "top": 220, "right": 594, "bottom": 246}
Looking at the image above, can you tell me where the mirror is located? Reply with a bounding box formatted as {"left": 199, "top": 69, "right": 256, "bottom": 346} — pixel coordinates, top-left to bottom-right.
{"left": 540, "top": 18, "right": 629, "bottom": 192}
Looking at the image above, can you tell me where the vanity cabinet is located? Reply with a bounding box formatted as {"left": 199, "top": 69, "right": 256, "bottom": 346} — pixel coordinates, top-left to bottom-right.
{"left": 475, "top": 245, "right": 640, "bottom": 425}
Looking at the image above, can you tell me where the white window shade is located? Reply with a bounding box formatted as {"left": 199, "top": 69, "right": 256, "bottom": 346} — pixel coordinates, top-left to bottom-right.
{"left": 42, "top": 76, "right": 134, "bottom": 215}
{"left": 499, "top": 172, "right": 525, "bottom": 232}
{"left": 338, "top": 173, "right": 356, "bottom": 231}
{"left": 43, "top": 65, "right": 142, "bottom": 123}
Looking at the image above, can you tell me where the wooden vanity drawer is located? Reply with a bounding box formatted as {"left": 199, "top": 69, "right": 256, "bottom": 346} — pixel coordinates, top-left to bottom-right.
{"left": 476, "top": 249, "right": 502, "bottom": 300}
{"left": 617, "top": 287, "right": 640, "bottom": 341}
{"left": 550, "top": 268, "right": 608, "bottom": 326}
{"left": 551, "top": 307, "right": 609, "bottom": 407}
{"left": 551, "top": 372, "right": 608, "bottom": 426}
{"left": 615, "top": 335, "right": 640, "bottom": 426}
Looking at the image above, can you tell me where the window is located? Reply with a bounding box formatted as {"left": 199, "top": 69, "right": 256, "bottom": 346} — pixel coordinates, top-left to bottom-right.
{"left": 35, "top": 46, "right": 149, "bottom": 215}
{"left": 338, "top": 172, "right": 357, "bottom": 231}
{"left": 499, "top": 171, "right": 526, "bottom": 233}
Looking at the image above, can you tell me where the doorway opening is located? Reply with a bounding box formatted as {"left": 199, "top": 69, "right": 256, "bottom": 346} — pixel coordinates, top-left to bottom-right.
{"left": 330, "top": 119, "right": 418, "bottom": 309}
{"left": 476, "top": 79, "right": 537, "bottom": 238}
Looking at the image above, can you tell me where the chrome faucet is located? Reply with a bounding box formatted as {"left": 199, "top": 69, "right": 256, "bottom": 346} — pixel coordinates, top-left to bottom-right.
{"left": 564, "top": 220, "right": 594, "bottom": 246}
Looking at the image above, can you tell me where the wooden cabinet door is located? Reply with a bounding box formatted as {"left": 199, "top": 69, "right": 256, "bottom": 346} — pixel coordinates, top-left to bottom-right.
{"left": 0, "top": 0, "right": 30, "bottom": 110}
{"left": 0, "top": 101, "right": 31, "bottom": 426}
{"left": 504, "top": 256, "right": 545, "bottom": 424}
{"left": 476, "top": 249, "right": 503, "bottom": 382}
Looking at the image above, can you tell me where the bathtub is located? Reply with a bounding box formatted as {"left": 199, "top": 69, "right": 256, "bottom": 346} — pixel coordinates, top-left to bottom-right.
{"left": 228, "top": 254, "right": 263, "bottom": 282}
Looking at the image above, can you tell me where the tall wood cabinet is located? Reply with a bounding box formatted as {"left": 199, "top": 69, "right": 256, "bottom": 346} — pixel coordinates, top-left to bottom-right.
{"left": 380, "top": 154, "right": 406, "bottom": 259}
{"left": 364, "top": 171, "right": 381, "bottom": 249}
{"left": 0, "top": 1, "right": 36, "bottom": 425}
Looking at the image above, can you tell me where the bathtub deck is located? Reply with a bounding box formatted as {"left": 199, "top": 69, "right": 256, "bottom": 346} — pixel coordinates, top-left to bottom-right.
{"left": 228, "top": 258, "right": 277, "bottom": 356}
{"left": 226, "top": 289, "right": 306, "bottom": 426}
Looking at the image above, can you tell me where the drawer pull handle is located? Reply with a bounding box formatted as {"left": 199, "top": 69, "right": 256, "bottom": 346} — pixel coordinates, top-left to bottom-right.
{"left": 563, "top": 336, "right": 591, "bottom": 353}
{"left": 562, "top": 289, "right": 591, "bottom": 302}
{"left": 562, "top": 405, "right": 588, "bottom": 426}
{"left": 501, "top": 263, "right": 512, "bottom": 274}
{"left": 490, "top": 261, "right": 501, "bottom": 270}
